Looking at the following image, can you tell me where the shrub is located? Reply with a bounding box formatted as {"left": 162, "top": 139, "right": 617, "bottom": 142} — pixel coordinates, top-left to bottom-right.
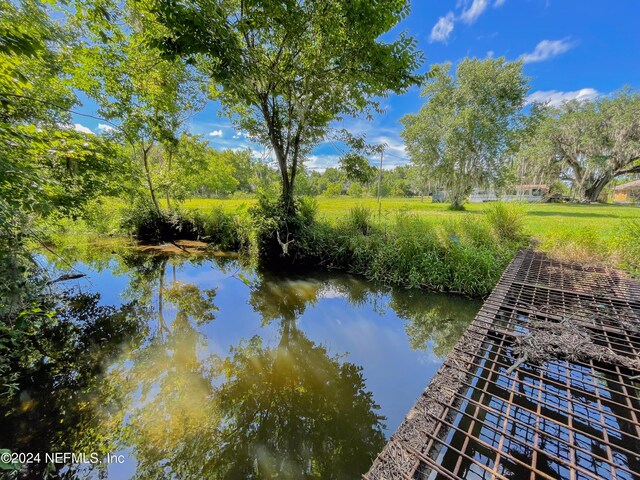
{"left": 120, "top": 201, "right": 202, "bottom": 243}
{"left": 195, "top": 207, "right": 241, "bottom": 250}
{"left": 83, "top": 197, "right": 124, "bottom": 235}
{"left": 347, "top": 183, "right": 364, "bottom": 197}
{"left": 343, "top": 206, "right": 374, "bottom": 236}
{"left": 314, "top": 211, "right": 521, "bottom": 297}
{"left": 484, "top": 202, "right": 526, "bottom": 242}
{"left": 322, "top": 182, "right": 343, "bottom": 197}
{"left": 248, "top": 191, "right": 319, "bottom": 266}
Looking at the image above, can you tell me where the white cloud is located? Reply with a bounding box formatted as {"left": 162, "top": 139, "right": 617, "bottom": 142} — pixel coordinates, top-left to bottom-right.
{"left": 525, "top": 88, "right": 599, "bottom": 106}
{"left": 375, "top": 136, "right": 407, "bottom": 158}
{"left": 73, "top": 123, "right": 94, "bottom": 135}
{"left": 97, "top": 123, "right": 115, "bottom": 132}
{"left": 232, "top": 131, "right": 248, "bottom": 139}
{"left": 430, "top": 0, "right": 498, "bottom": 43}
{"left": 209, "top": 129, "right": 223, "bottom": 137}
{"left": 521, "top": 39, "right": 574, "bottom": 64}
{"left": 487, "top": 50, "right": 495, "bottom": 58}
{"left": 305, "top": 154, "right": 342, "bottom": 172}
{"left": 460, "top": 0, "right": 490, "bottom": 24}
{"left": 430, "top": 12, "right": 455, "bottom": 43}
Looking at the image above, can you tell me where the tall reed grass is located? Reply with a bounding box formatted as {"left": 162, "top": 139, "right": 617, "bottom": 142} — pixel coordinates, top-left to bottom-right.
{"left": 313, "top": 206, "right": 527, "bottom": 296}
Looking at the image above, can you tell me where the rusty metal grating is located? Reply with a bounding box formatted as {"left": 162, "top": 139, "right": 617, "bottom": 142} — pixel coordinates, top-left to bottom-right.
{"left": 365, "top": 250, "right": 640, "bottom": 480}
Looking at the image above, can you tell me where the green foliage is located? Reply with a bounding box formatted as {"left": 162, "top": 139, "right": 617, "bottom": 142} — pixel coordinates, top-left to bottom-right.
{"left": 0, "top": 0, "right": 75, "bottom": 124}
{"left": 484, "top": 202, "right": 527, "bottom": 242}
{"left": 146, "top": 0, "right": 424, "bottom": 206}
{"left": 194, "top": 207, "right": 242, "bottom": 250}
{"left": 347, "top": 182, "right": 364, "bottom": 197}
{"left": 82, "top": 197, "right": 125, "bottom": 235}
{"left": 69, "top": 0, "right": 207, "bottom": 211}
{"left": 0, "top": 0, "right": 129, "bottom": 347}
{"left": 248, "top": 192, "right": 319, "bottom": 266}
{"left": 121, "top": 200, "right": 202, "bottom": 243}
{"left": 322, "top": 182, "right": 344, "bottom": 197}
{"left": 521, "top": 88, "right": 640, "bottom": 201}
{"left": 155, "top": 135, "right": 241, "bottom": 201}
{"left": 344, "top": 206, "right": 375, "bottom": 236}
{"left": 402, "top": 58, "right": 529, "bottom": 209}
{"left": 339, "top": 153, "right": 375, "bottom": 184}
{"left": 317, "top": 211, "right": 525, "bottom": 296}
{"left": 1, "top": 0, "right": 124, "bottom": 223}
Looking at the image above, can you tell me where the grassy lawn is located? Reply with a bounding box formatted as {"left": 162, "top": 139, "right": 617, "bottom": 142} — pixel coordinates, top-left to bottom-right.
{"left": 182, "top": 196, "right": 640, "bottom": 245}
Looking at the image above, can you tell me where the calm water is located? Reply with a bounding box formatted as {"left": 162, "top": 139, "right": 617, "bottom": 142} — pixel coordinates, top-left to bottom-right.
{"left": 4, "top": 241, "right": 481, "bottom": 479}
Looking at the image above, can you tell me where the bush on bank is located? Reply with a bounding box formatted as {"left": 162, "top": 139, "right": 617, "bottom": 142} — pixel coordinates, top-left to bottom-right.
{"left": 57, "top": 198, "right": 530, "bottom": 297}
{"left": 245, "top": 199, "right": 528, "bottom": 296}
{"left": 119, "top": 200, "right": 241, "bottom": 250}
{"left": 314, "top": 205, "right": 526, "bottom": 297}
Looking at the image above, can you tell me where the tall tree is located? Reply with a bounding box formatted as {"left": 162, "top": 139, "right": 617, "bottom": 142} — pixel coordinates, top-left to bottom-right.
{"left": 339, "top": 152, "right": 375, "bottom": 185}
{"left": 1, "top": 0, "right": 126, "bottom": 315}
{"left": 144, "top": 0, "right": 424, "bottom": 212}
{"left": 522, "top": 89, "right": 640, "bottom": 201}
{"left": 69, "top": 1, "right": 206, "bottom": 213}
{"left": 401, "top": 58, "right": 529, "bottom": 209}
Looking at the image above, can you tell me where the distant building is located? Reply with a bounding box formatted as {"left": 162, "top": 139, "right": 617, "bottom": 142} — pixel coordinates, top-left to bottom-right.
{"left": 612, "top": 180, "right": 640, "bottom": 204}
{"left": 502, "top": 184, "right": 549, "bottom": 202}
{"left": 431, "top": 190, "right": 448, "bottom": 203}
{"left": 468, "top": 188, "right": 498, "bottom": 203}
{"left": 466, "top": 184, "right": 549, "bottom": 203}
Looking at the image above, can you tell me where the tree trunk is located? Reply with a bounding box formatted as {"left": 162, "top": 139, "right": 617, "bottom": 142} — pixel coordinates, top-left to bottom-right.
{"left": 142, "top": 148, "right": 161, "bottom": 214}
{"left": 584, "top": 173, "right": 612, "bottom": 202}
{"left": 166, "top": 149, "right": 172, "bottom": 209}
{"left": 157, "top": 258, "right": 170, "bottom": 336}
{"left": 281, "top": 175, "right": 295, "bottom": 213}
{"left": 450, "top": 190, "right": 466, "bottom": 210}
{"left": 450, "top": 199, "right": 465, "bottom": 210}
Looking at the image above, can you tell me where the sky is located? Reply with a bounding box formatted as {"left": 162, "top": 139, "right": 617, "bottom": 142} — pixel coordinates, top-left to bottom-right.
{"left": 71, "top": 0, "right": 640, "bottom": 171}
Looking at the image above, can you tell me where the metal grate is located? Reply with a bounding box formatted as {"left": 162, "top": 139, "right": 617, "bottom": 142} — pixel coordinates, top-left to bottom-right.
{"left": 365, "top": 250, "right": 640, "bottom": 480}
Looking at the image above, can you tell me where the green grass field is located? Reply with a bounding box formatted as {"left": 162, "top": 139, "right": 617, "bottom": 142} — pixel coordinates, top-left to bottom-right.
{"left": 73, "top": 195, "right": 638, "bottom": 276}
{"left": 182, "top": 196, "right": 639, "bottom": 245}
{"left": 178, "top": 196, "right": 640, "bottom": 266}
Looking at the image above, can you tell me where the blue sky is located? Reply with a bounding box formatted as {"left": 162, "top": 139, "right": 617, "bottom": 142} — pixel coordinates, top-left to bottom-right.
{"left": 73, "top": 0, "right": 640, "bottom": 170}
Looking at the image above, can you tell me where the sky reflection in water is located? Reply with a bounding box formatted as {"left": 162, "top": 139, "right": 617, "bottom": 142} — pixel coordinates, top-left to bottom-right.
{"left": 13, "top": 245, "right": 480, "bottom": 479}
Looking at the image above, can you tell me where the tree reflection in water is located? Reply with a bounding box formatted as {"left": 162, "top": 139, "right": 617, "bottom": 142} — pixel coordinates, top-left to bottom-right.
{"left": 0, "top": 292, "right": 144, "bottom": 479}
{"left": 390, "top": 289, "right": 481, "bottom": 358}
{"left": 3, "top": 249, "right": 480, "bottom": 479}
{"left": 123, "top": 259, "right": 386, "bottom": 479}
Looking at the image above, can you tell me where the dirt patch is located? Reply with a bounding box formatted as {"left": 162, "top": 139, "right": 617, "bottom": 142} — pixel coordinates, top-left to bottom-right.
{"left": 134, "top": 240, "right": 237, "bottom": 256}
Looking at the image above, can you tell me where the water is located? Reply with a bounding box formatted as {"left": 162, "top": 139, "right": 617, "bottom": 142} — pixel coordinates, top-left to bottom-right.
{"left": 3, "top": 240, "right": 481, "bottom": 479}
